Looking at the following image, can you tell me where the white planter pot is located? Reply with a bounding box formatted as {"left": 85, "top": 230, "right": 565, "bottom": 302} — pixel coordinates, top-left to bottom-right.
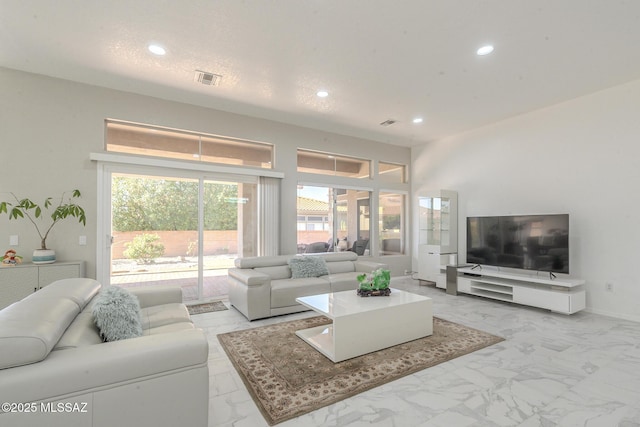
{"left": 33, "top": 249, "right": 56, "bottom": 264}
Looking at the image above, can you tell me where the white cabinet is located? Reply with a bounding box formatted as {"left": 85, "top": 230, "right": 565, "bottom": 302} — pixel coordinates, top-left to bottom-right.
{"left": 456, "top": 267, "right": 585, "bottom": 314}
{"left": 457, "top": 276, "right": 471, "bottom": 293}
{"left": 417, "top": 190, "right": 457, "bottom": 287}
{"left": 0, "top": 267, "right": 38, "bottom": 309}
{"left": 0, "top": 261, "right": 85, "bottom": 309}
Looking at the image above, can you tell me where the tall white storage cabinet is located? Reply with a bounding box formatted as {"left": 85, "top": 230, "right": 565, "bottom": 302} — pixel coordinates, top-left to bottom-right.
{"left": 0, "top": 261, "right": 85, "bottom": 309}
{"left": 417, "top": 190, "right": 457, "bottom": 288}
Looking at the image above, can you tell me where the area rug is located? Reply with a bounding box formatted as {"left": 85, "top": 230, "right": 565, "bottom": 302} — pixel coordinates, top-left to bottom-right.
{"left": 218, "top": 316, "right": 503, "bottom": 425}
{"left": 187, "top": 301, "right": 228, "bottom": 315}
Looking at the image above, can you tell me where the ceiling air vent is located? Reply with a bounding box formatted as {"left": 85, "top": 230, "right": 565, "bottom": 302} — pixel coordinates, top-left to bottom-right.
{"left": 194, "top": 70, "right": 222, "bottom": 86}
{"left": 379, "top": 119, "right": 397, "bottom": 127}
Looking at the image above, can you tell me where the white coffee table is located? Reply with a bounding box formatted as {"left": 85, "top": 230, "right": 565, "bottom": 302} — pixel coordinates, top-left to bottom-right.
{"left": 295, "top": 288, "right": 433, "bottom": 362}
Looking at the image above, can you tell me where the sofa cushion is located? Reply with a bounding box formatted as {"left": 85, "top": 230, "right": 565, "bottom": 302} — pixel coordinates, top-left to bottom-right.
{"left": 140, "top": 303, "right": 192, "bottom": 330}
{"left": 254, "top": 265, "right": 291, "bottom": 280}
{"left": 92, "top": 286, "right": 143, "bottom": 342}
{"left": 325, "top": 271, "right": 364, "bottom": 293}
{"left": 54, "top": 309, "right": 103, "bottom": 350}
{"left": 235, "top": 255, "right": 290, "bottom": 269}
{"left": 144, "top": 322, "right": 195, "bottom": 336}
{"left": 326, "top": 260, "right": 356, "bottom": 274}
{"left": 0, "top": 297, "right": 79, "bottom": 369}
{"left": 29, "top": 278, "right": 101, "bottom": 311}
{"left": 288, "top": 256, "right": 330, "bottom": 278}
{"left": 271, "top": 278, "right": 330, "bottom": 308}
{"left": 128, "top": 286, "right": 182, "bottom": 308}
{"left": 320, "top": 251, "right": 358, "bottom": 262}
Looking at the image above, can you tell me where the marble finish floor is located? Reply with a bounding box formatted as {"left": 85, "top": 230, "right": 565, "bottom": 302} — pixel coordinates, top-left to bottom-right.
{"left": 192, "top": 277, "right": 640, "bottom": 426}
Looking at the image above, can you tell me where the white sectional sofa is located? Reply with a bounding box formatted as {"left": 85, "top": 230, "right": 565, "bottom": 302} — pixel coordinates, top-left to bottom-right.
{"left": 228, "top": 251, "right": 388, "bottom": 320}
{"left": 0, "top": 278, "right": 209, "bottom": 427}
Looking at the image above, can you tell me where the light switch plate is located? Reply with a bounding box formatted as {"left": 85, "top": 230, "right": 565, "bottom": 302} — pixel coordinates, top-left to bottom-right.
{"left": 9, "top": 235, "right": 19, "bottom": 246}
{"left": 79, "top": 235, "right": 87, "bottom": 246}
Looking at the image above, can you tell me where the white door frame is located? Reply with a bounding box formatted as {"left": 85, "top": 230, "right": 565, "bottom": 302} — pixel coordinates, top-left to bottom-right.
{"left": 96, "top": 160, "right": 260, "bottom": 299}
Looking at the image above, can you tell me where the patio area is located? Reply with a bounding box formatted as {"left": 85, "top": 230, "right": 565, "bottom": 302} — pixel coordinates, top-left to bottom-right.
{"left": 111, "top": 255, "right": 235, "bottom": 302}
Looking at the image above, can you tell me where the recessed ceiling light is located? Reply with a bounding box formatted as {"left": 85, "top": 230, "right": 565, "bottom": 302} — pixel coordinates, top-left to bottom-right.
{"left": 477, "top": 45, "right": 494, "bottom": 56}
{"left": 317, "top": 90, "right": 329, "bottom": 98}
{"left": 148, "top": 44, "right": 166, "bottom": 56}
{"left": 412, "top": 117, "right": 424, "bottom": 124}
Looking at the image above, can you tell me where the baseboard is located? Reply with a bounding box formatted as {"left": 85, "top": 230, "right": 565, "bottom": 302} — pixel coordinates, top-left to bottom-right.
{"left": 584, "top": 307, "right": 640, "bottom": 323}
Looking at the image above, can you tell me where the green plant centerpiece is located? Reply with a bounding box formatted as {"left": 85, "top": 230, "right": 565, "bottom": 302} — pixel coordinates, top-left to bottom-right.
{"left": 0, "top": 190, "right": 86, "bottom": 264}
{"left": 357, "top": 268, "right": 391, "bottom": 297}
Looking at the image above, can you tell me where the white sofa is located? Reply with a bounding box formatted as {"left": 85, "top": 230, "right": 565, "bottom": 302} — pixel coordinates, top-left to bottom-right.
{"left": 0, "top": 278, "right": 209, "bottom": 427}
{"left": 228, "top": 251, "right": 388, "bottom": 320}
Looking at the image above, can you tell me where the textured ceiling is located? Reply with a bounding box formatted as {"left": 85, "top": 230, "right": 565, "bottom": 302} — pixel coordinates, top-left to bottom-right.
{"left": 1, "top": 1, "right": 639, "bottom": 146}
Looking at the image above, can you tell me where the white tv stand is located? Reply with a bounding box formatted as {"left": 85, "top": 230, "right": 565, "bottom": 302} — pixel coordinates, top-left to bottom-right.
{"left": 455, "top": 266, "right": 585, "bottom": 314}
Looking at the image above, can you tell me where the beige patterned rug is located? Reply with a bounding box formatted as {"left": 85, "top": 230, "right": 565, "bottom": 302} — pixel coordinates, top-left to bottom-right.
{"left": 186, "top": 300, "right": 228, "bottom": 315}
{"left": 218, "top": 315, "right": 503, "bottom": 425}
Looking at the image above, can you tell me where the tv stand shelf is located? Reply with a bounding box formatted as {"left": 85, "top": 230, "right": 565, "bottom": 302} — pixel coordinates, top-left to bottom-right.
{"left": 456, "top": 267, "right": 585, "bottom": 314}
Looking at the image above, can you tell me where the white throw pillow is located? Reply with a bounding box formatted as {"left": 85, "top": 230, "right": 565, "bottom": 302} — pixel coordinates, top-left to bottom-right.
{"left": 92, "top": 286, "right": 143, "bottom": 342}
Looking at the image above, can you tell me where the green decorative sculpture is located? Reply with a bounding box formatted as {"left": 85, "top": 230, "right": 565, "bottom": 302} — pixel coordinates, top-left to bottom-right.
{"left": 357, "top": 268, "right": 391, "bottom": 296}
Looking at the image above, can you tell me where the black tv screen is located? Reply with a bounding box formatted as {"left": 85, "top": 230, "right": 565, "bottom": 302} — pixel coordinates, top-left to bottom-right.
{"left": 466, "top": 214, "right": 569, "bottom": 274}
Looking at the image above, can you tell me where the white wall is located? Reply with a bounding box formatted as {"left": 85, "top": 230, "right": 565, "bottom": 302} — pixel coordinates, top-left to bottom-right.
{"left": 412, "top": 78, "right": 640, "bottom": 321}
{"left": 0, "top": 68, "right": 411, "bottom": 279}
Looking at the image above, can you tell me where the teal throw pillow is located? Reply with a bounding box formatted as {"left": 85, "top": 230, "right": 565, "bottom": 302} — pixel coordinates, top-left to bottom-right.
{"left": 92, "top": 286, "right": 143, "bottom": 342}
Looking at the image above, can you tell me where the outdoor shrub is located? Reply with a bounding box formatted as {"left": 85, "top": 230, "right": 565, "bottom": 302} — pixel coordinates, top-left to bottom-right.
{"left": 123, "top": 233, "right": 165, "bottom": 264}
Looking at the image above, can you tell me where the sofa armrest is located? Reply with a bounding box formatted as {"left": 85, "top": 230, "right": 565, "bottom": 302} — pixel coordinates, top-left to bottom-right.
{"left": 227, "top": 269, "right": 272, "bottom": 320}
{"left": 228, "top": 268, "right": 270, "bottom": 287}
{"left": 354, "top": 260, "right": 389, "bottom": 273}
{"left": 0, "top": 328, "right": 208, "bottom": 405}
{"left": 128, "top": 286, "right": 182, "bottom": 308}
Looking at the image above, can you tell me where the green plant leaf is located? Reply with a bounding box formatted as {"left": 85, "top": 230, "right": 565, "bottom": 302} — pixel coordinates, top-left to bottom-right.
{"left": 10, "top": 208, "right": 24, "bottom": 219}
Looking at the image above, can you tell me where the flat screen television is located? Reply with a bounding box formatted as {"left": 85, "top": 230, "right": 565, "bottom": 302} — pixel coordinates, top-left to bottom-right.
{"left": 466, "top": 214, "right": 569, "bottom": 274}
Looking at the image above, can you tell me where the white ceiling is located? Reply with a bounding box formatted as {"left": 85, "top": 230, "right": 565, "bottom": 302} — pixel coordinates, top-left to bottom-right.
{"left": 2, "top": 1, "right": 640, "bottom": 147}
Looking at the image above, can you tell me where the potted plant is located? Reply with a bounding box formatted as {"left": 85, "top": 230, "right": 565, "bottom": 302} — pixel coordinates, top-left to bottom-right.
{"left": 0, "top": 190, "right": 86, "bottom": 264}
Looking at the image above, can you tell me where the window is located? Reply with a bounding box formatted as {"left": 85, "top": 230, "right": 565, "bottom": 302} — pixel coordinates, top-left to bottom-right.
{"left": 297, "top": 185, "right": 371, "bottom": 254}
{"left": 378, "top": 161, "right": 406, "bottom": 183}
{"left": 106, "top": 120, "right": 273, "bottom": 169}
{"left": 379, "top": 192, "right": 405, "bottom": 255}
{"left": 297, "top": 149, "right": 370, "bottom": 178}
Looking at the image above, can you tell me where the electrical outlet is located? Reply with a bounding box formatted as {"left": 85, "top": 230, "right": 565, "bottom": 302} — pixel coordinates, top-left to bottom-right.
{"left": 605, "top": 282, "right": 613, "bottom": 292}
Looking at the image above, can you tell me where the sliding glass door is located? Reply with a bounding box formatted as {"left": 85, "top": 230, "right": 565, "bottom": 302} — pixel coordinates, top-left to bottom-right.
{"left": 108, "top": 170, "right": 257, "bottom": 302}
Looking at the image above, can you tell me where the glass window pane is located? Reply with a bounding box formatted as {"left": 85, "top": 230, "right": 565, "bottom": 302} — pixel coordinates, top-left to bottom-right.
{"left": 106, "top": 122, "right": 200, "bottom": 161}
{"left": 379, "top": 162, "right": 406, "bottom": 183}
{"left": 200, "top": 135, "right": 272, "bottom": 168}
{"left": 379, "top": 192, "right": 405, "bottom": 255}
{"left": 297, "top": 149, "right": 370, "bottom": 178}
{"left": 297, "top": 185, "right": 371, "bottom": 255}
{"left": 336, "top": 189, "right": 371, "bottom": 255}
{"left": 111, "top": 173, "right": 258, "bottom": 303}
{"left": 106, "top": 120, "right": 273, "bottom": 169}
{"left": 297, "top": 186, "right": 331, "bottom": 253}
